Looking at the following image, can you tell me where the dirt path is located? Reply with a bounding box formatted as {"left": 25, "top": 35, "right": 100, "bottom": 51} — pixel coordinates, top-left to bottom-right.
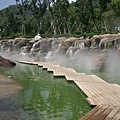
{"left": 0, "top": 74, "right": 22, "bottom": 120}
{"left": 0, "top": 74, "right": 22, "bottom": 97}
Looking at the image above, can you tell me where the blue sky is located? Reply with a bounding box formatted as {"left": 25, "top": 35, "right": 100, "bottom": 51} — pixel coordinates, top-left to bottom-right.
{"left": 0, "top": 0, "right": 76, "bottom": 10}
{"left": 0, "top": 0, "right": 16, "bottom": 10}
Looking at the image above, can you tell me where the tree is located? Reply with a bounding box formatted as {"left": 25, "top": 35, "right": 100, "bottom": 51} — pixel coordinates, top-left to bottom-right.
{"left": 75, "top": 0, "right": 91, "bottom": 33}
{"left": 46, "top": 0, "right": 70, "bottom": 35}
{"left": 99, "top": 0, "right": 111, "bottom": 32}
{"left": 0, "top": 8, "right": 18, "bottom": 38}
{"left": 16, "top": 0, "right": 29, "bottom": 37}
{"left": 58, "top": 0, "right": 70, "bottom": 34}
{"left": 88, "top": 0, "right": 99, "bottom": 32}
{"left": 30, "top": 0, "right": 47, "bottom": 34}
{"left": 67, "top": 2, "right": 79, "bottom": 34}
{"left": 111, "top": 0, "right": 120, "bottom": 17}
{"left": 1, "top": 0, "right": 120, "bottom": 38}
{"left": 46, "top": 0, "right": 60, "bottom": 35}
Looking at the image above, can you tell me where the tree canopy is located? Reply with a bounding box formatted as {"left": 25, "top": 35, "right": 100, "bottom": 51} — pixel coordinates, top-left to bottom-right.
{"left": 0, "top": 0, "right": 120, "bottom": 38}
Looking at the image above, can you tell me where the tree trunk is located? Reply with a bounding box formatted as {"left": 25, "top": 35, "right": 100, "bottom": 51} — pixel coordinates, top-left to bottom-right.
{"left": 23, "top": 22, "right": 25, "bottom": 36}
{"left": 5, "top": 28, "right": 7, "bottom": 39}
{"left": 22, "top": 20, "right": 25, "bottom": 37}
{"left": 66, "top": 21, "right": 71, "bottom": 34}
{"left": 64, "top": 18, "right": 67, "bottom": 34}
{"left": 46, "top": 25, "right": 52, "bottom": 34}
{"left": 52, "top": 21, "right": 56, "bottom": 36}
{"left": 22, "top": 22, "right": 24, "bottom": 37}
{"left": 70, "top": 22, "right": 76, "bottom": 33}
{"left": 58, "top": 27, "right": 62, "bottom": 34}
{"left": 58, "top": 21, "right": 63, "bottom": 34}
{"left": 104, "top": 19, "right": 108, "bottom": 32}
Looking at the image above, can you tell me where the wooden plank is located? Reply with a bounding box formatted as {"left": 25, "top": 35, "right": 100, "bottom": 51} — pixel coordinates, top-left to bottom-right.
{"left": 86, "top": 98, "right": 98, "bottom": 106}
{"left": 74, "top": 75, "right": 106, "bottom": 83}
{"left": 80, "top": 106, "right": 100, "bottom": 120}
{"left": 105, "top": 106, "right": 120, "bottom": 120}
{"left": 84, "top": 83, "right": 120, "bottom": 106}
{"left": 113, "top": 94, "right": 120, "bottom": 104}
{"left": 101, "top": 84, "right": 120, "bottom": 95}
{"left": 80, "top": 82, "right": 120, "bottom": 105}
{"left": 83, "top": 83, "right": 102, "bottom": 96}
{"left": 87, "top": 97, "right": 108, "bottom": 106}
{"left": 79, "top": 82, "right": 99, "bottom": 97}
{"left": 94, "top": 96, "right": 110, "bottom": 106}
{"left": 53, "top": 68, "right": 77, "bottom": 76}
{"left": 84, "top": 83, "right": 119, "bottom": 106}
{"left": 88, "top": 75, "right": 107, "bottom": 83}
{"left": 88, "top": 106, "right": 108, "bottom": 120}
{"left": 75, "top": 81, "right": 96, "bottom": 97}
{"left": 38, "top": 63, "right": 44, "bottom": 67}
{"left": 48, "top": 66, "right": 65, "bottom": 71}
{"left": 65, "top": 73, "right": 86, "bottom": 81}
{"left": 112, "top": 109, "right": 120, "bottom": 120}
{"left": 42, "top": 64, "right": 60, "bottom": 69}
{"left": 74, "top": 81, "right": 94, "bottom": 98}
{"left": 81, "top": 75, "right": 105, "bottom": 83}
{"left": 97, "top": 106, "right": 115, "bottom": 120}
{"left": 19, "top": 60, "right": 38, "bottom": 65}
{"left": 47, "top": 65, "right": 61, "bottom": 71}
{"left": 105, "top": 96, "right": 119, "bottom": 106}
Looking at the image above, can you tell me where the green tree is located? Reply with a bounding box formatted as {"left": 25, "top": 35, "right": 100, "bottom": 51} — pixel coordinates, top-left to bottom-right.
{"left": 99, "top": 0, "right": 111, "bottom": 32}
{"left": 58, "top": 0, "right": 69, "bottom": 34}
{"left": 46, "top": 0, "right": 70, "bottom": 35}
{"left": 16, "top": 0, "right": 29, "bottom": 37}
{"left": 46, "top": 0, "right": 60, "bottom": 35}
{"left": 88, "top": 0, "right": 99, "bottom": 32}
{"left": 111, "top": 0, "right": 120, "bottom": 17}
{"left": 75, "top": 0, "right": 91, "bottom": 33}
{"left": 67, "top": 2, "right": 79, "bottom": 34}
{"left": 30, "top": 0, "right": 47, "bottom": 34}
{"left": 0, "top": 8, "right": 18, "bottom": 38}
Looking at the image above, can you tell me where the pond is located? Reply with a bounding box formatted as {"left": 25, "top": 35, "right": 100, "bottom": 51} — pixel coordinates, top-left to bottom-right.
{"left": 1, "top": 63, "right": 92, "bottom": 120}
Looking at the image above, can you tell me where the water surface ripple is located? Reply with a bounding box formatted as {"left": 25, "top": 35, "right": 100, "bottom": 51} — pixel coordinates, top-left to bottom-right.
{"left": 2, "top": 63, "right": 92, "bottom": 120}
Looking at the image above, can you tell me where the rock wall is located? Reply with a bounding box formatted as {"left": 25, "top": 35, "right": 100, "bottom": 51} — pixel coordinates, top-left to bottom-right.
{"left": 1, "top": 33, "right": 120, "bottom": 71}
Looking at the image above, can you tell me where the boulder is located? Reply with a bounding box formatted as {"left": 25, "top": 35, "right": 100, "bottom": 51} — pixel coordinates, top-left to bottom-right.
{"left": 14, "top": 39, "right": 29, "bottom": 51}
{"left": 58, "top": 37, "right": 75, "bottom": 54}
{"left": 0, "top": 56, "right": 16, "bottom": 70}
{"left": 40, "top": 39, "right": 52, "bottom": 53}
{"left": 21, "top": 46, "right": 32, "bottom": 53}
{"left": 0, "top": 41, "right": 9, "bottom": 51}
{"left": 30, "top": 39, "right": 52, "bottom": 56}
{"left": 66, "top": 46, "right": 80, "bottom": 56}
{"left": 99, "top": 37, "right": 116, "bottom": 49}
{"left": 92, "top": 53, "right": 107, "bottom": 72}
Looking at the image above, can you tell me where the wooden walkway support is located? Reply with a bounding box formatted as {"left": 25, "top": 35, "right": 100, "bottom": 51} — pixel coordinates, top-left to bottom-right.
{"left": 19, "top": 61, "right": 120, "bottom": 120}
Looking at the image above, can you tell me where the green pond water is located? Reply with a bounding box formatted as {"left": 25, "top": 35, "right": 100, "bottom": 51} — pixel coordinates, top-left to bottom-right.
{"left": 1, "top": 63, "right": 93, "bottom": 120}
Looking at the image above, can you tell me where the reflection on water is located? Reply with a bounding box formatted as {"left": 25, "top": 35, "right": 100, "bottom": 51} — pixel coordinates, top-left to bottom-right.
{"left": 1, "top": 63, "right": 92, "bottom": 120}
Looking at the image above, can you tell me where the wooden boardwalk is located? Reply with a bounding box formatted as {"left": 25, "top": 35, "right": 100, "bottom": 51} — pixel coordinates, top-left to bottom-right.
{"left": 19, "top": 61, "right": 120, "bottom": 120}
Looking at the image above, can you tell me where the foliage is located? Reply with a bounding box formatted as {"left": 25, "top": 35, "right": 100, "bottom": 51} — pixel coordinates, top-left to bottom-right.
{"left": 111, "top": 0, "right": 120, "bottom": 17}
{"left": 0, "top": 0, "right": 120, "bottom": 39}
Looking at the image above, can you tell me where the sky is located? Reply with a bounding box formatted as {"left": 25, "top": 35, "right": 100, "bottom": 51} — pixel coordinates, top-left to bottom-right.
{"left": 0, "top": 0, "right": 16, "bottom": 10}
{"left": 0, "top": 0, "right": 76, "bottom": 10}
